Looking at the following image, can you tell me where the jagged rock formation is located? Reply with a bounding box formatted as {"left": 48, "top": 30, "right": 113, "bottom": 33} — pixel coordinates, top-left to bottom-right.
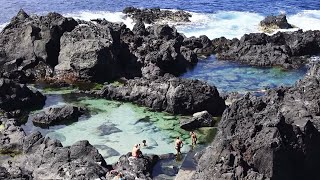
{"left": 106, "top": 153, "right": 159, "bottom": 180}
{"left": 192, "top": 63, "right": 320, "bottom": 180}
{"left": 180, "top": 111, "right": 215, "bottom": 130}
{"left": 97, "top": 75, "right": 226, "bottom": 116}
{"left": 123, "top": 7, "right": 192, "bottom": 24}
{"left": 214, "top": 30, "right": 320, "bottom": 69}
{"left": 0, "top": 9, "right": 78, "bottom": 82}
{"left": 259, "top": 14, "right": 294, "bottom": 33}
{"left": 0, "top": 78, "right": 45, "bottom": 113}
{"left": 31, "top": 104, "right": 85, "bottom": 127}
{"left": 0, "top": 126, "right": 109, "bottom": 179}
{"left": 0, "top": 10, "right": 201, "bottom": 83}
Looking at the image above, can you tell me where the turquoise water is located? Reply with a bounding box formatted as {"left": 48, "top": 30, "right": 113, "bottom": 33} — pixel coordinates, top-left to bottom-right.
{"left": 22, "top": 88, "right": 215, "bottom": 164}
{"left": 182, "top": 55, "right": 307, "bottom": 94}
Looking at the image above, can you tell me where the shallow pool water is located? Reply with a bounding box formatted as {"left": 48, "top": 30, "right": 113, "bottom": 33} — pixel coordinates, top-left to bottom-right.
{"left": 182, "top": 55, "right": 308, "bottom": 94}
{"left": 22, "top": 89, "right": 215, "bottom": 164}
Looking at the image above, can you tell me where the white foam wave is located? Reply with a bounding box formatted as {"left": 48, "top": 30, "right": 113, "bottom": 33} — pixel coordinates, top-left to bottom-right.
{"left": 288, "top": 10, "right": 320, "bottom": 31}
{"left": 64, "top": 11, "right": 135, "bottom": 29}
{"left": 176, "top": 11, "right": 264, "bottom": 39}
{"left": 0, "top": 23, "right": 8, "bottom": 32}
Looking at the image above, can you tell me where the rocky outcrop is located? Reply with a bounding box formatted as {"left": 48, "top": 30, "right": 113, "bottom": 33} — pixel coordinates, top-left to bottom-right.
{"left": 180, "top": 111, "right": 215, "bottom": 130}
{"left": 0, "top": 9, "right": 78, "bottom": 81}
{"left": 31, "top": 104, "right": 85, "bottom": 127}
{"left": 0, "top": 118, "right": 25, "bottom": 154}
{"left": 0, "top": 78, "right": 45, "bottom": 113}
{"left": 215, "top": 30, "right": 320, "bottom": 68}
{"left": 1, "top": 132, "right": 109, "bottom": 179}
{"left": 183, "top": 35, "right": 214, "bottom": 56}
{"left": 192, "top": 63, "right": 320, "bottom": 180}
{"left": 1, "top": 10, "right": 198, "bottom": 83}
{"left": 123, "top": 7, "right": 191, "bottom": 24}
{"left": 260, "top": 14, "right": 293, "bottom": 33}
{"left": 98, "top": 76, "right": 226, "bottom": 116}
{"left": 106, "top": 153, "right": 159, "bottom": 180}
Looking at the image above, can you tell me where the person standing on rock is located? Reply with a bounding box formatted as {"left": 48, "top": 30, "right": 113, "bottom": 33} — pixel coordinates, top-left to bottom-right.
{"left": 175, "top": 137, "right": 183, "bottom": 155}
{"left": 190, "top": 131, "right": 197, "bottom": 146}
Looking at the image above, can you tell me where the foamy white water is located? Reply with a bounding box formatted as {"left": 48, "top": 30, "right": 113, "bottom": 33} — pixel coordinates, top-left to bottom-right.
{"left": 288, "top": 10, "right": 320, "bottom": 31}
{"left": 176, "top": 11, "right": 264, "bottom": 39}
{"left": 64, "top": 11, "right": 135, "bottom": 29}
{"left": 1, "top": 10, "right": 320, "bottom": 39}
{"left": 0, "top": 23, "right": 8, "bottom": 31}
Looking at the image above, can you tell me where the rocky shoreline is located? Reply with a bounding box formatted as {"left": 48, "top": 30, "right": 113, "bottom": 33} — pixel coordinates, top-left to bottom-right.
{"left": 0, "top": 7, "right": 320, "bottom": 179}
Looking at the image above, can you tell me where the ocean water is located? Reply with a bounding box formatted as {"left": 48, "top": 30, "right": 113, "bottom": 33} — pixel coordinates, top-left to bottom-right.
{"left": 1, "top": 0, "right": 320, "bottom": 39}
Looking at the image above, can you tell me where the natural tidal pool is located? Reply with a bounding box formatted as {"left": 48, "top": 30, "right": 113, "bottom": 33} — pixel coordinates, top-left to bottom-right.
{"left": 182, "top": 55, "right": 308, "bottom": 94}
{"left": 22, "top": 87, "right": 216, "bottom": 164}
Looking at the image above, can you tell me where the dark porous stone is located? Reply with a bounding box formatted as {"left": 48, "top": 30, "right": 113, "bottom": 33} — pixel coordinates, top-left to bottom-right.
{"left": 260, "top": 14, "right": 293, "bottom": 32}
{"left": 180, "top": 111, "right": 215, "bottom": 130}
{"left": 214, "top": 30, "right": 320, "bottom": 69}
{"left": 0, "top": 78, "right": 46, "bottom": 112}
{"left": 106, "top": 153, "right": 159, "bottom": 180}
{"left": 192, "top": 63, "right": 320, "bottom": 180}
{"left": 123, "top": 7, "right": 191, "bottom": 24}
{"left": 98, "top": 76, "right": 226, "bottom": 116}
{"left": 31, "top": 104, "right": 85, "bottom": 127}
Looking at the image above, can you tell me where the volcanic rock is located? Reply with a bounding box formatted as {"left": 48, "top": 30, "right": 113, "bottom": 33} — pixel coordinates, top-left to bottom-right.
{"left": 192, "top": 63, "right": 320, "bottom": 180}
{"left": 215, "top": 30, "right": 320, "bottom": 68}
{"left": 98, "top": 76, "right": 226, "bottom": 116}
{"left": 31, "top": 104, "right": 85, "bottom": 127}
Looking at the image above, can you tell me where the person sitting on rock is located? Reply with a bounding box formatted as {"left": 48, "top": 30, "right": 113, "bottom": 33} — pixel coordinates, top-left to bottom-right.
{"left": 190, "top": 131, "right": 197, "bottom": 146}
{"left": 132, "top": 144, "right": 142, "bottom": 158}
{"left": 175, "top": 137, "right": 183, "bottom": 155}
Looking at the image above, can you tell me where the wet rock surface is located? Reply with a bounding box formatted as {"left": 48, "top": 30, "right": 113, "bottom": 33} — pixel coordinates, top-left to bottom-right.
{"left": 0, "top": 78, "right": 46, "bottom": 113}
{"left": 123, "top": 7, "right": 192, "bottom": 24}
{"left": 98, "top": 76, "right": 226, "bottom": 116}
{"left": 215, "top": 30, "right": 320, "bottom": 68}
{"left": 260, "top": 14, "right": 293, "bottom": 32}
{"left": 1, "top": 131, "right": 109, "bottom": 179}
{"left": 180, "top": 111, "right": 215, "bottom": 130}
{"left": 192, "top": 63, "right": 320, "bottom": 180}
{"left": 106, "top": 152, "right": 159, "bottom": 180}
{"left": 31, "top": 104, "right": 85, "bottom": 127}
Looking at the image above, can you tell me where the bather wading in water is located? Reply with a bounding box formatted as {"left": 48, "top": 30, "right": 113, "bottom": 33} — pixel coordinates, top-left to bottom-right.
{"left": 190, "top": 131, "right": 197, "bottom": 146}
{"left": 175, "top": 136, "right": 183, "bottom": 155}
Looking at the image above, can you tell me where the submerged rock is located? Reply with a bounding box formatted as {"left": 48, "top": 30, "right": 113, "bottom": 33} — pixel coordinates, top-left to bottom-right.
{"left": 215, "top": 30, "right": 320, "bottom": 69}
{"left": 123, "top": 7, "right": 192, "bottom": 24}
{"left": 0, "top": 78, "right": 46, "bottom": 113}
{"left": 31, "top": 104, "right": 85, "bottom": 127}
{"left": 97, "top": 123, "right": 122, "bottom": 136}
{"left": 180, "top": 111, "right": 215, "bottom": 130}
{"left": 260, "top": 14, "right": 293, "bottom": 33}
{"left": 192, "top": 63, "right": 320, "bottom": 180}
{"left": 98, "top": 76, "right": 226, "bottom": 116}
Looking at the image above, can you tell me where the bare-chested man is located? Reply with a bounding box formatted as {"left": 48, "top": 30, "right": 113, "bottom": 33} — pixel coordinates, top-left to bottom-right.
{"left": 190, "top": 131, "right": 197, "bottom": 146}
{"left": 132, "top": 144, "right": 141, "bottom": 158}
{"left": 175, "top": 137, "right": 183, "bottom": 155}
